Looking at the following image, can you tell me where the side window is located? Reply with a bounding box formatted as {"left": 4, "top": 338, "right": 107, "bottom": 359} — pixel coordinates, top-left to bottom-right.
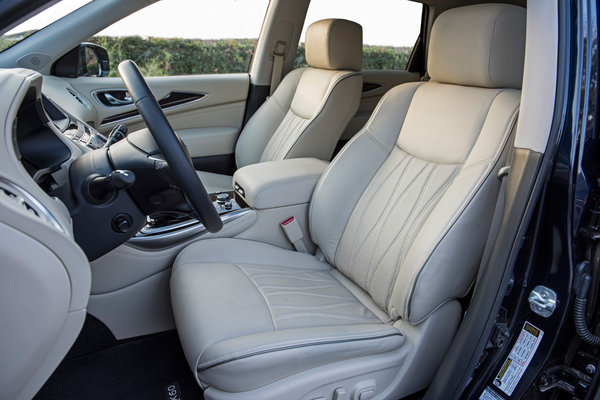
{"left": 296, "top": 0, "right": 422, "bottom": 70}
{"left": 88, "top": 0, "right": 270, "bottom": 77}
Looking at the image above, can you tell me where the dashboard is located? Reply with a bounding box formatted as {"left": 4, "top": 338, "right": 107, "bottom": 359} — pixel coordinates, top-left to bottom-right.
{"left": 14, "top": 85, "right": 107, "bottom": 195}
{"left": 42, "top": 95, "right": 107, "bottom": 150}
{"left": 6, "top": 69, "right": 239, "bottom": 261}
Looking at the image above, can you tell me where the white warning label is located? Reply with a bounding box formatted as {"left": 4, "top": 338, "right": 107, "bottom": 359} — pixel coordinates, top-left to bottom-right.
{"left": 493, "top": 321, "right": 543, "bottom": 396}
{"left": 479, "top": 386, "right": 504, "bottom": 400}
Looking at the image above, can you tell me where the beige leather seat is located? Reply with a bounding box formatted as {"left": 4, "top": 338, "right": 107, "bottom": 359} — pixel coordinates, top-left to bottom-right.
{"left": 171, "top": 4, "right": 525, "bottom": 399}
{"left": 198, "top": 18, "right": 363, "bottom": 193}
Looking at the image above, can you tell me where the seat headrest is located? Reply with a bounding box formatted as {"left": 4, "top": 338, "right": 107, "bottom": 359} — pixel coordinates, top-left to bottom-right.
{"left": 428, "top": 4, "right": 526, "bottom": 89}
{"left": 305, "top": 19, "right": 362, "bottom": 71}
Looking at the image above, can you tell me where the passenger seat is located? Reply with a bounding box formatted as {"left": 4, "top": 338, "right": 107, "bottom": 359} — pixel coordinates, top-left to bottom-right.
{"left": 197, "top": 18, "right": 363, "bottom": 193}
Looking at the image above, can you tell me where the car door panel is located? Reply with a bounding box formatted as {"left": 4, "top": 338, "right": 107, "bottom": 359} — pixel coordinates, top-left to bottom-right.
{"left": 177, "top": 126, "right": 239, "bottom": 158}
{"left": 42, "top": 73, "right": 249, "bottom": 160}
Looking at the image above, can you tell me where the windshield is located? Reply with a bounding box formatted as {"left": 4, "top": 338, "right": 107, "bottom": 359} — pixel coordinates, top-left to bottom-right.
{"left": 0, "top": 0, "right": 92, "bottom": 53}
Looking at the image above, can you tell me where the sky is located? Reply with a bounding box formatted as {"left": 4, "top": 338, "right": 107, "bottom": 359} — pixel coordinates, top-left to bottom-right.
{"left": 7, "top": 0, "right": 422, "bottom": 47}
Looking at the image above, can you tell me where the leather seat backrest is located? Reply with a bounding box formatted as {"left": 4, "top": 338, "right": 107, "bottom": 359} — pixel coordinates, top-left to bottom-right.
{"left": 235, "top": 19, "right": 363, "bottom": 168}
{"left": 309, "top": 4, "right": 525, "bottom": 324}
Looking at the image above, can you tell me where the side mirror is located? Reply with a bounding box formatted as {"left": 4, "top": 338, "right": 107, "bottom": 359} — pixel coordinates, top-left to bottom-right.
{"left": 53, "top": 43, "right": 110, "bottom": 78}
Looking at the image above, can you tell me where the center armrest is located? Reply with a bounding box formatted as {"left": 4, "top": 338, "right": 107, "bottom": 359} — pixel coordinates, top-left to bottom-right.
{"left": 233, "top": 158, "right": 329, "bottom": 209}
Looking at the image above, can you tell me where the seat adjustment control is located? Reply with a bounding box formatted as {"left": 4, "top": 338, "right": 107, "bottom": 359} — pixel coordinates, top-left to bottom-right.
{"left": 333, "top": 387, "right": 348, "bottom": 400}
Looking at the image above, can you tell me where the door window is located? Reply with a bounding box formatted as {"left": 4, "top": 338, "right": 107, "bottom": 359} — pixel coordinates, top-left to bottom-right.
{"left": 89, "top": 0, "right": 270, "bottom": 76}
{"left": 296, "top": 0, "right": 423, "bottom": 70}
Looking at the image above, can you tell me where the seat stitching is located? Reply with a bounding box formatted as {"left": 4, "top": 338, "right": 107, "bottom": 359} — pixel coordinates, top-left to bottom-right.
{"left": 261, "top": 112, "right": 293, "bottom": 161}
{"left": 365, "top": 129, "right": 393, "bottom": 154}
{"left": 263, "top": 112, "right": 309, "bottom": 161}
{"left": 234, "top": 264, "right": 277, "bottom": 331}
{"left": 259, "top": 284, "right": 340, "bottom": 291}
{"left": 398, "top": 166, "right": 460, "bottom": 259}
{"left": 270, "top": 301, "right": 360, "bottom": 310}
{"left": 347, "top": 158, "right": 429, "bottom": 287}
{"left": 277, "top": 115, "right": 307, "bottom": 156}
{"left": 366, "top": 162, "right": 437, "bottom": 294}
{"left": 197, "top": 331, "right": 402, "bottom": 371}
{"left": 260, "top": 111, "right": 297, "bottom": 161}
{"left": 365, "top": 162, "right": 437, "bottom": 291}
{"left": 243, "top": 274, "right": 333, "bottom": 283}
{"left": 261, "top": 291, "right": 358, "bottom": 300}
{"left": 327, "top": 83, "right": 423, "bottom": 264}
{"left": 273, "top": 116, "right": 309, "bottom": 159}
{"left": 384, "top": 165, "right": 461, "bottom": 308}
{"left": 281, "top": 72, "right": 361, "bottom": 160}
{"left": 275, "top": 313, "right": 382, "bottom": 322}
{"left": 340, "top": 152, "right": 411, "bottom": 274}
{"left": 488, "top": 8, "right": 508, "bottom": 87}
{"left": 344, "top": 155, "right": 413, "bottom": 277}
{"left": 401, "top": 90, "right": 516, "bottom": 321}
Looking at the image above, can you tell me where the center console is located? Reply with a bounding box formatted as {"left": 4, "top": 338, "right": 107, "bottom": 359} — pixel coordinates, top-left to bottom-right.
{"left": 128, "top": 158, "right": 329, "bottom": 250}
{"left": 130, "top": 190, "right": 251, "bottom": 248}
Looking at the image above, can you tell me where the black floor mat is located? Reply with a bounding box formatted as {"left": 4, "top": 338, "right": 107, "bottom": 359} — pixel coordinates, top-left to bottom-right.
{"left": 35, "top": 330, "right": 203, "bottom": 400}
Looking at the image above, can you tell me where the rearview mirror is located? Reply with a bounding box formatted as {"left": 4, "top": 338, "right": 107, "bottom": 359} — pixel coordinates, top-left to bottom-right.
{"left": 53, "top": 42, "right": 110, "bottom": 78}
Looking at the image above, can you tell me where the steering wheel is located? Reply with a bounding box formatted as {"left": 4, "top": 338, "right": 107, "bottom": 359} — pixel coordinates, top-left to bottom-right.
{"left": 117, "top": 60, "right": 222, "bottom": 233}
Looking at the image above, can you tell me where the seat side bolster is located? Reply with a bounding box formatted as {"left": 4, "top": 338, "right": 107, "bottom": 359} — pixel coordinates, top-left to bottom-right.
{"left": 234, "top": 68, "right": 305, "bottom": 168}
{"left": 281, "top": 72, "right": 362, "bottom": 161}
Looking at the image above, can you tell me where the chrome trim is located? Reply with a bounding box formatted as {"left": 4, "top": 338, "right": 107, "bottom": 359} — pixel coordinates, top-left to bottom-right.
{"left": 128, "top": 208, "right": 251, "bottom": 249}
{"left": 0, "top": 178, "right": 64, "bottom": 233}
{"left": 94, "top": 90, "right": 208, "bottom": 125}
{"left": 91, "top": 88, "right": 133, "bottom": 109}
{"left": 137, "top": 216, "right": 201, "bottom": 236}
{"left": 104, "top": 93, "right": 133, "bottom": 106}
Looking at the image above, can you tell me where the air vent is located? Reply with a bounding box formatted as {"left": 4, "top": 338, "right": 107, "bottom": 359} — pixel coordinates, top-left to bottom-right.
{"left": 0, "top": 178, "right": 63, "bottom": 232}
{"left": 66, "top": 88, "right": 89, "bottom": 108}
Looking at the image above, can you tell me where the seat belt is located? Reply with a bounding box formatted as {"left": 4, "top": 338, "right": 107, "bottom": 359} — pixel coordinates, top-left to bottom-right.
{"left": 280, "top": 216, "right": 308, "bottom": 252}
{"left": 270, "top": 41, "right": 286, "bottom": 96}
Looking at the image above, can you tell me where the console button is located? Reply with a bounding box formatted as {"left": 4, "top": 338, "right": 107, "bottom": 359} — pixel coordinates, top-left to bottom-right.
{"left": 216, "top": 193, "right": 230, "bottom": 204}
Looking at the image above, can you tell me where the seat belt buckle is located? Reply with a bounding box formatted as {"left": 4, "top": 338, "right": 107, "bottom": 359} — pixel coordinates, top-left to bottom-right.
{"left": 280, "top": 216, "right": 308, "bottom": 252}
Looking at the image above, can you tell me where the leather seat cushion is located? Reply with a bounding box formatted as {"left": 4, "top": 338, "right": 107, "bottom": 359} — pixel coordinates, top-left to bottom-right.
{"left": 171, "top": 238, "right": 404, "bottom": 392}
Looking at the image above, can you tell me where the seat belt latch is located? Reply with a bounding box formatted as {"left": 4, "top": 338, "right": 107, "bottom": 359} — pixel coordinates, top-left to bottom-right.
{"left": 280, "top": 216, "right": 307, "bottom": 252}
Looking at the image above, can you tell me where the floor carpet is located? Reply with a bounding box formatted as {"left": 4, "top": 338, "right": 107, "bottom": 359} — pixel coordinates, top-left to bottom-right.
{"left": 35, "top": 329, "right": 203, "bottom": 400}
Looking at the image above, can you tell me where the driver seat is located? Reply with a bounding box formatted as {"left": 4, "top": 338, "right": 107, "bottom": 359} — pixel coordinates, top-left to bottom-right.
{"left": 171, "top": 4, "right": 525, "bottom": 399}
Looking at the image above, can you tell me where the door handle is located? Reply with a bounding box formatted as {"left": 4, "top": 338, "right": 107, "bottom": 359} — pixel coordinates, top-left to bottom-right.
{"left": 104, "top": 93, "right": 133, "bottom": 106}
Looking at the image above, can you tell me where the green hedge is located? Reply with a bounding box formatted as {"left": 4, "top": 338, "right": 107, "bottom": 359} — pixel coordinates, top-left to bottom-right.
{"left": 89, "top": 36, "right": 412, "bottom": 77}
